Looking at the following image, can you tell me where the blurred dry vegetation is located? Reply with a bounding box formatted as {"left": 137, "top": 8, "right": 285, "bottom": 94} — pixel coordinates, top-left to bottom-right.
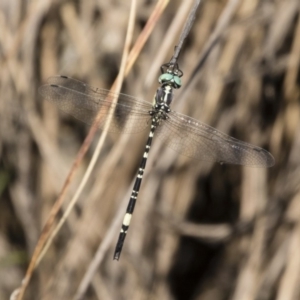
{"left": 1, "top": 0, "right": 300, "bottom": 299}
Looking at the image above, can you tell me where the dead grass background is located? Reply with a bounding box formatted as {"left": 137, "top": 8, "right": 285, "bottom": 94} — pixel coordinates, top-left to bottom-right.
{"left": 1, "top": 0, "right": 300, "bottom": 299}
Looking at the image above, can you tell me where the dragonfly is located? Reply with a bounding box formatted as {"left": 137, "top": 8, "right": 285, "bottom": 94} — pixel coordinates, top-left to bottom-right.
{"left": 38, "top": 1, "right": 274, "bottom": 260}
{"left": 39, "top": 61, "right": 274, "bottom": 260}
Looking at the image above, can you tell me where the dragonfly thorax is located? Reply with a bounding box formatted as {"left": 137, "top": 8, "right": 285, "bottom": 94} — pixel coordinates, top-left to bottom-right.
{"left": 154, "top": 85, "right": 173, "bottom": 112}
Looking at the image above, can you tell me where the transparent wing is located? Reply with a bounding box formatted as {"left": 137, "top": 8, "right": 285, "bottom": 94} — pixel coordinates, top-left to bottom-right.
{"left": 38, "top": 76, "right": 153, "bottom": 133}
{"left": 156, "top": 111, "right": 274, "bottom": 167}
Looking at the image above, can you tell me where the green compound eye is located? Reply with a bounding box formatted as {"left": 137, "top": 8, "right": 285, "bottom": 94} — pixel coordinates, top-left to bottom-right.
{"left": 173, "top": 75, "right": 182, "bottom": 88}
{"left": 158, "top": 73, "right": 182, "bottom": 88}
{"left": 159, "top": 73, "right": 173, "bottom": 83}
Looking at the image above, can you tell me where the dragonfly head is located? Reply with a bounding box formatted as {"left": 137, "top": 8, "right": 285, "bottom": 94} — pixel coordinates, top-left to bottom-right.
{"left": 158, "top": 73, "right": 182, "bottom": 89}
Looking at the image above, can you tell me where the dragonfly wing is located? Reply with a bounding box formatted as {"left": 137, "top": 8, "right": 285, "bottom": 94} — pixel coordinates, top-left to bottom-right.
{"left": 39, "top": 76, "right": 152, "bottom": 134}
{"left": 156, "top": 111, "right": 274, "bottom": 167}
